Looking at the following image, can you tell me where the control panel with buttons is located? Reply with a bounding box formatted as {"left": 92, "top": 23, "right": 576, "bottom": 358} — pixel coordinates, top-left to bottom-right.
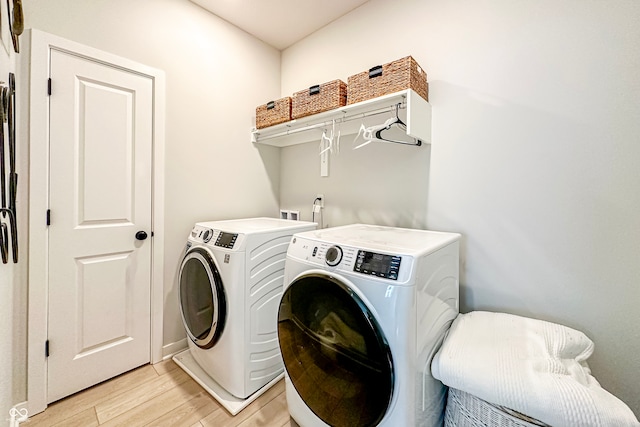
{"left": 288, "top": 238, "right": 405, "bottom": 282}
{"left": 215, "top": 232, "right": 238, "bottom": 249}
{"left": 354, "top": 251, "right": 401, "bottom": 280}
{"left": 189, "top": 225, "right": 242, "bottom": 250}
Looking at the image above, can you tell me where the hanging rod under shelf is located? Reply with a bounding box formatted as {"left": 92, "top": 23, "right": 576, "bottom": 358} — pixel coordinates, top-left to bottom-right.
{"left": 251, "top": 89, "right": 432, "bottom": 147}
{"left": 253, "top": 103, "right": 403, "bottom": 142}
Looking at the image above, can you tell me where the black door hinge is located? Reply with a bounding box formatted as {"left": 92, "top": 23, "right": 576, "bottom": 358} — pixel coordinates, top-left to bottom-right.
{"left": 45, "top": 340, "right": 50, "bottom": 357}
{"left": 47, "top": 78, "right": 52, "bottom": 96}
{"left": 46, "top": 209, "right": 51, "bottom": 226}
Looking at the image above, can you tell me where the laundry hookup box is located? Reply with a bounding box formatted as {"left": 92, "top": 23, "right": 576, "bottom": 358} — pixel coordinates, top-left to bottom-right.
{"left": 255, "top": 96, "right": 292, "bottom": 129}
{"left": 291, "top": 79, "right": 347, "bottom": 119}
{"left": 347, "top": 55, "right": 429, "bottom": 104}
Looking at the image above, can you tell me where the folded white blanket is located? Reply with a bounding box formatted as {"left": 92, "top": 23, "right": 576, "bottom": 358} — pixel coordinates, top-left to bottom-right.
{"left": 431, "top": 311, "right": 639, "bottom": 427}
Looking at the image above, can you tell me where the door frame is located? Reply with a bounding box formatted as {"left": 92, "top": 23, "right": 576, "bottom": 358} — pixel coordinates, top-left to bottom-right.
{"left": 21, "top": 29, "right": 166, "bottom": 415}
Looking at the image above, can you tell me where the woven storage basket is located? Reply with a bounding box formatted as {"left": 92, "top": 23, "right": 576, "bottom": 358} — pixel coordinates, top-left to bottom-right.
{"left": 255, "top": 97, "right": 292, "bottom": 129}
{"left": 445, "top": 388, "right": 550, "bottom": 427}
{"left": 347, "top": 56, "right": 428, "bottom": 104}
{"left": 291, "top": 79, "right": 347, "bottom": 119}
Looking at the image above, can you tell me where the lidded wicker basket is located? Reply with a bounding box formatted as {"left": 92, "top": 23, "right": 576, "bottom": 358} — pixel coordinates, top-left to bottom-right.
{"left": 255, "top": 97, "right": 292, "bottom": 129}
{"left": 291, "top": 79, "right": 347, "bottom": 119}
{"left": 347, "top": 56, "right": 428, "bottom": 104}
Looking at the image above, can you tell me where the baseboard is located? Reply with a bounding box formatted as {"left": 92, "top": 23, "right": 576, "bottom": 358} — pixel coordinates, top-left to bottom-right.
{"left": 162, "top": 338, "right": 188, "bottom": 361}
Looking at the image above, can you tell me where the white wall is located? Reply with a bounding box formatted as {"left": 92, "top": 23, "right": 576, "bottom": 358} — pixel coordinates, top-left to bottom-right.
{"left": 23, "top": 0, "right": 282, "bottom": 366}
{"left": 280, "top": 0, "right": 640, "bottom": 417}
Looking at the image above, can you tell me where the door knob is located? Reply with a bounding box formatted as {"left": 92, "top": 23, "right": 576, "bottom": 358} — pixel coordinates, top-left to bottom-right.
{"left": 135, "top": 231, "right": 148, "bottom": 241}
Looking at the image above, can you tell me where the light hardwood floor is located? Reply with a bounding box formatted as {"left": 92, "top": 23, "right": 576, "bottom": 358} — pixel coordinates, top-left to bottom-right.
{"left": 27, "top": 359, "right": 298, "bottom": 427}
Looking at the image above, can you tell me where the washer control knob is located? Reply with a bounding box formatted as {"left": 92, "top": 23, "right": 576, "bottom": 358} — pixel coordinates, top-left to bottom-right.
{"left": 325, "top": 245, "right": 343, "bottom": 266}
{"left": 202, "top": 229, "right": 213, "bottom": 243}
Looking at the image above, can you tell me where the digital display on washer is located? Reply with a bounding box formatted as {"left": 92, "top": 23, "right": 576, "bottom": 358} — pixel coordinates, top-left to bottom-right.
{"left": 354, "top": 250, "right": 401, "bottom": 280}
{"left": 215, "top": 232, "right": 238, "bottom": 249}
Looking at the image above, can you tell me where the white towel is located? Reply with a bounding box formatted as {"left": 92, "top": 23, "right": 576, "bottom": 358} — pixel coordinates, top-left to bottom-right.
{"left": 431, "top": 311, "right": 640, "bottom": 427}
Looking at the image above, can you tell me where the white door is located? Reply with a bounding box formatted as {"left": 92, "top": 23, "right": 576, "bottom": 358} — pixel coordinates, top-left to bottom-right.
{"left": 47, "top": 48, "right": 153, "bottom": 403}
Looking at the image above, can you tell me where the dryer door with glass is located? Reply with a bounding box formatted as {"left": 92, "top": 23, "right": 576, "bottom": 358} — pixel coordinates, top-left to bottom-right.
{"left": 179, "top": 246, "right": 226, "bottom": 349}
{"left": 278, "top": 272, "right": 394, "bottom": 427}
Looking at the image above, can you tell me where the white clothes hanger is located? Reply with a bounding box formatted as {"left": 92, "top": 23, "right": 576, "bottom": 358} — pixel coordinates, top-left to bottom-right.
{"left": 352, "top": 123, "right": 374, "bottom": 150}
{"left": 319, "top": 120, "right": 341, "bottom": 156}
{"left": 352, "top": 117, "right": 395, "bottom": 150}
{"left": 332, "top": 119, "right": 341, "bottom": 155}
{"left": 319, "top": 129, "right": 332, "bottom": 155}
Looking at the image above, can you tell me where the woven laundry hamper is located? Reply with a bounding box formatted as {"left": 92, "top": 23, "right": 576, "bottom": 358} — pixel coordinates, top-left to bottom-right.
{"left": 445, "top": 388, "right": 550, "bottom": 427}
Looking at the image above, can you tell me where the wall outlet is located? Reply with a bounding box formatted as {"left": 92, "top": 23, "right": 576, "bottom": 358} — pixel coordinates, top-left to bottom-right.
{"left": 316, "top": 194, "right": 324, "bottom": 207}
{"left": 280, "top": 210, "right": 299, "bottom": 220}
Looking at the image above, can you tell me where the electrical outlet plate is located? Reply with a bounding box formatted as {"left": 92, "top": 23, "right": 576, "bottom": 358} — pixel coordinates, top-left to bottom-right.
{"left": 280, "top": 209, "right": 300, "bottom": 220}
{"left": 316, "top": 194, "right": 324, "bottom": 207}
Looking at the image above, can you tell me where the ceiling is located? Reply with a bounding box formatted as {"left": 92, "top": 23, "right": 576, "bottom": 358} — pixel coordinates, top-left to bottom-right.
{"left": 189, "top": 0, "right": 371, "bottom": 50}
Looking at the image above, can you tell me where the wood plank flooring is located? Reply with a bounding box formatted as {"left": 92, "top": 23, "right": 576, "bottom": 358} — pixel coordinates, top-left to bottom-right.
{"left": 27, "top": 359, "right": 298, "bottom": 427}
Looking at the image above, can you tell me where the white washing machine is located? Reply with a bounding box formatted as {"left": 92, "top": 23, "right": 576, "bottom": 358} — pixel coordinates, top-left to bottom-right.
{"left": 173, "top": 217, "right": 316, "bottom": 414}
{"left": 278, "top": 224, "right": 460, "bottom": 427}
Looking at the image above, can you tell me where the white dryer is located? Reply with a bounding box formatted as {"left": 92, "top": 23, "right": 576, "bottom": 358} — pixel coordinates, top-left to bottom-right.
{"left": 173, "top": 217, "right": 316, "bottom": 414}
{"left": 278, "top": 224, "right": 460, "bottom": 427}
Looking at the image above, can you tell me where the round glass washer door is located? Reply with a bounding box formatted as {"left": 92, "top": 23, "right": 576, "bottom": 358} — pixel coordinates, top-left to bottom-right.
{"left": 178, "top": 246, "right": 226, "bottom": 349}
{"left": 278, "top": 273, "right": 394, "bottom": 427}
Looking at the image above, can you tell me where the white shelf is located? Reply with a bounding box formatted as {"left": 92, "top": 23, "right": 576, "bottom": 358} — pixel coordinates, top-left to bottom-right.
{"left": 251, "top": 89, "right": 431, "bottom": 147}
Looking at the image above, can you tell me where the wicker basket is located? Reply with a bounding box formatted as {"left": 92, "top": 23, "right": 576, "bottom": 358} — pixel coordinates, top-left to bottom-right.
{"left": 445, "top": 388, "right": 550, "bottom": 427}
{"left": 255, "top": 97, "right": 292, "bottom": 129}
{"left": 347, "top": 56, "right": 428, "bottom": 104}
{"left": 291, "top": 79, "right": 347, "bottom": 119}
